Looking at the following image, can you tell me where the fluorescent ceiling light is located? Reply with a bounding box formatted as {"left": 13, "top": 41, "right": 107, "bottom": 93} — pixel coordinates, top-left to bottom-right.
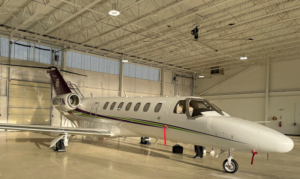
{"left": 240, "top": 56, "right": 247, "bottom": 60}
{"left": 199, "top": 75, "right": 204, "bottom": 78}
{"left": 109, "top": 3, "right": 120, "bottom": 16}
{"left": 109, "top": 10, "right": 120, "bottom": 16}
{"left": 122, "top": 60, "right": 128, "bottom": 63}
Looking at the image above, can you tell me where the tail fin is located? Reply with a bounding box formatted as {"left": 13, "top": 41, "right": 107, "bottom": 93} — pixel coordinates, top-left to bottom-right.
{"left": 0, "top": 64, "right": 86, "bottom": 95}
{"left": 48, "top": 66, "right": 72, "bottom": 95}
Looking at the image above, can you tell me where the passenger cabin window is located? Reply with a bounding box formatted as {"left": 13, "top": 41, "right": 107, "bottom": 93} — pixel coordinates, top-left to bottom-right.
{"left": 174, "top": 100, "right": 186, "bottom": 114}
{"left": 103, "top": 102, "right": 109, "bottom": 110}
{"left": 110, "top": 102, "right": 116, "bottom": 110}
{"left": 143, "top": 103, "right": 151, "bottom": 112}
{"left": 117, "top": 102, "right": 124, "bottom": 110}
{"left": 126, "top": 102, "right": 132, "bottom": 111}
{"left": 154, "top": 103, "right": 162, "bottom": 112}
{"left": 134, "top": 103, "right": 141, "bottom": 111}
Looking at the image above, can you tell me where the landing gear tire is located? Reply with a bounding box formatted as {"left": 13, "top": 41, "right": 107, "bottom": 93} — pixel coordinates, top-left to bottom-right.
{"left": 223, "top": 159, "right": 239, "bottom": 173}
{"left": 53, "top": 139, "right": 66, "bottom": 152}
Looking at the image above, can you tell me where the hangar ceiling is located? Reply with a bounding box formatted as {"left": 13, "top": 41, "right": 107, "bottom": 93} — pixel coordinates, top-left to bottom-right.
{"left": 0, "top": 0, "right": 299, "bottom": 73}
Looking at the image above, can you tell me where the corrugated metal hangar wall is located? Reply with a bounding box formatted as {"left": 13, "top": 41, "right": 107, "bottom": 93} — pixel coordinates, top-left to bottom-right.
{"left": 0, "top": 35, "right": 192, "bottom": 127}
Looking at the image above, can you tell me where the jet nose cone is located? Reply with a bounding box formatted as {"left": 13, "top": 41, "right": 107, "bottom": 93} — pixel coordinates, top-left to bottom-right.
{"left": 258, "top": 127, "right": 294, "bottom": 153}
{"left": 276, "top": 136, "right": 294, "bottom": 153}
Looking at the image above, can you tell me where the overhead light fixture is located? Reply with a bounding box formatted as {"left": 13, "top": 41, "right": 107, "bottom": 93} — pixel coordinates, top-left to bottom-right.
{"left": 240, "top": 53, "right": 247, "bottom": 60}
{"left": 199, "top": 75, "right": 205, "bottom": 78}
{"left": 122, "top": 60, "right": 128, "bottom": 63}
{"left": 109, "top": 3, "right": 120, "bottom": 16}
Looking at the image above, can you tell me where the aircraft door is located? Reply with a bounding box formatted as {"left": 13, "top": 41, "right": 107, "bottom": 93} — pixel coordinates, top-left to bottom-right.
{"left": 170, "top": 100, "right": 187, "bottom": 121}
{"left": 90, "top": 102, "right": 99, "bottom": 116}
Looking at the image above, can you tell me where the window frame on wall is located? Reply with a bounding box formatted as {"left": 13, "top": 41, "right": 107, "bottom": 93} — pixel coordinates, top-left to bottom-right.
{"left": 66, "top": 50, "right": 120, "bottom": 75}
{"left": 0, "top": 36, "right": 62, "bottom": 65}
{"left": 124, "top": 63, "right": 160, "bottom": 82}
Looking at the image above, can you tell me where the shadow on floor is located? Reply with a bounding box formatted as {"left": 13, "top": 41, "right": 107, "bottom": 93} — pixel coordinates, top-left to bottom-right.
{"left": 74, "top": 136, "right": 223, "bottom": 173}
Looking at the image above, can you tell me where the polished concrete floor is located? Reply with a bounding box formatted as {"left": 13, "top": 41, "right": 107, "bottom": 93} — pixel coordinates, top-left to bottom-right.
{"left": 0, "top": 132, "right": 299, "bottom": 179}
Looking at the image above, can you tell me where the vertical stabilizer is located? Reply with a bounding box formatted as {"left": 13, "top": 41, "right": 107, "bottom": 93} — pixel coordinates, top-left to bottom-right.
{"left": 47, "top": 66, "right": 72, "bottom": 95}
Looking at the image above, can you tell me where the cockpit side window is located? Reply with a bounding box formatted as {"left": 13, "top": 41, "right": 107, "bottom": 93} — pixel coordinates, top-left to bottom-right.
{"left": 173, "top": 100, "right": 186, "bottom": 114}
{"left": 188, "top": 100, "right": 211, "bottom": 117}
{"left": 188, "top": 99, "right": 224, "bottom": 117}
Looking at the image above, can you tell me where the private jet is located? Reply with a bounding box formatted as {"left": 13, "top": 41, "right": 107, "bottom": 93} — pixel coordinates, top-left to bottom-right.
{"left": 0, "top": 66, "right": 294, "bottom": 173}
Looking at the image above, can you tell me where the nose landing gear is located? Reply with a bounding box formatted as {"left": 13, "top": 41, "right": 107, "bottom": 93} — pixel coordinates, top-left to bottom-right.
{"left": 217, "top": 149, "right": 239, "bottom": 173}
{"left": 223, "top": 158, "right": 239, "bottom": 173}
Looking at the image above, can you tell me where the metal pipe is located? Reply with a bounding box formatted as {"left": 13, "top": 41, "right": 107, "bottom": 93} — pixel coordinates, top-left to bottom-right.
{"left": 119, "top": 60, "right": 124, "bottom": 97}
{"left": 161, "top": 68, "right": 165, "bottom": 96}
{"left": 264, "top": 60, "right": 270, "bottom": 125}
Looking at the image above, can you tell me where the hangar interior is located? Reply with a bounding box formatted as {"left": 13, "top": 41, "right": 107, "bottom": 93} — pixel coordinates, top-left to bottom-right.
{"left": 0, "top": 0, "right": 300, "bottom": 178}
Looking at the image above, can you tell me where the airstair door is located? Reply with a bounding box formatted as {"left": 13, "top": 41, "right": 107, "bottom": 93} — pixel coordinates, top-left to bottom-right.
{"left": 90, "top": 102, "right": 99, "bottom": 116}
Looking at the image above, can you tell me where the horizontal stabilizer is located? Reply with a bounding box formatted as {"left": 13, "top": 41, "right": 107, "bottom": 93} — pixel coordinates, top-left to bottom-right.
{"left": 0, "top": 123, "right": 112, "bottom": 136}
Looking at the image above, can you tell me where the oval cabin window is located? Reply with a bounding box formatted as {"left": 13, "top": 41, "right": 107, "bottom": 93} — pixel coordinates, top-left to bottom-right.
{"left": 126, "top": 102, "right": 132, "bottom": 111}
{"left": 118, "top": 102, "right": 124, "bottom": 110}
{"left": 103, "top": 102, "right": 109, "bottom": 110}
{"left": 110, "top": 102, "right": 116, "bottom": 110}
{"left": 154, "top": 103, "right": 162, "bottom": 112}
{"left": 143, "top": 103, "right": 151, "bottom": 112}
{"left": 134, "top": 103, "right": 141, "bottom": 111}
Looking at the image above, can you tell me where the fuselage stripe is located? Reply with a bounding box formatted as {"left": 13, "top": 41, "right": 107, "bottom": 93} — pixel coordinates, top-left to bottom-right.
{"left": 73, "top": 108, "right": 247, "bottom": 145}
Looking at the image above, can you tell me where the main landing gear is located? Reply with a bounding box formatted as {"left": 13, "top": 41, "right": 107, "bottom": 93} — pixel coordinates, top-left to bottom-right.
{"left": 50, "top": 134, "right": 69, "bottom": 152}
{"left": 216, "top": 149, "right": 239, "bottom": 173}
{"left": 54, "top": 139, "right": 66, "bottom": 152}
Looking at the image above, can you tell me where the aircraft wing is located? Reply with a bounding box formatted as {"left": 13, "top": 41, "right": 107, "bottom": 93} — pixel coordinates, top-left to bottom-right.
{"left": 0, "top": 123, "right": 112, "bottom": 136}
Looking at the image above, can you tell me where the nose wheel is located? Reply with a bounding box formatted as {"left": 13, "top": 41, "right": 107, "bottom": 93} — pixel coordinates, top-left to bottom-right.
{"left": 217, "top": 149, "right": 239, "bottom": 173}
{"left": 223, "top": 159, "right": 239, "bottom": 173}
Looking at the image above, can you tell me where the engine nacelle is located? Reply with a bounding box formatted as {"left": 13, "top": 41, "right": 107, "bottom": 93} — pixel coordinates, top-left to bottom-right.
{"left": 52, "top": 93, "right": 81, "bottom": 111}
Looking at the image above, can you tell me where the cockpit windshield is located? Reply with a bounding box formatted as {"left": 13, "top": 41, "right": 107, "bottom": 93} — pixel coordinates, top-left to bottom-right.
{"left": 173, "top": 99, "right": 224, "bottom": 118}
{"left": 188, "top": 99, "right": 224, "bottom": 117}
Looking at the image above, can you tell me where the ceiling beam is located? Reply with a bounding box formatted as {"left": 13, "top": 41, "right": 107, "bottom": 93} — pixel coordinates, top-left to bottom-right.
{"left": 0, "top": 25, "right": 194, "bottom": 73}
{"left": 129, "top": 1, "right": 300, "bottom": 62}
{"left": 61, "top": 0, "right": 146, "bottom": 41}
{"left": 190, "top": 41, "right": 300, "bottom": 70}
{"left": 96, "top": 0, "right": 235, "bottom": 50}
{"left": 158, "top": 18, "right": 300, "bottom": 65}
{"left": 3, "top": 0, "right": 32, "bottom": 25}
{"left": 0, "top": 0, "right": 11, "bottom": 13}
{"left": 11, "top": 0, "right": 56, "bottom": 34}
{"left": 80, "top": 0, "right": 185, "bottom": 45}
{"left": 25, "top": 1, "right": 66, "bottom": 31}
{"left": 41, "top": 0, "right": 102, "bottom": 35}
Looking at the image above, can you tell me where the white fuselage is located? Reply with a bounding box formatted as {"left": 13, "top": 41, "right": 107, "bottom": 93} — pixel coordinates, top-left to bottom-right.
{"left": 59, "top": 96, "right": 294, "bottom": 154}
